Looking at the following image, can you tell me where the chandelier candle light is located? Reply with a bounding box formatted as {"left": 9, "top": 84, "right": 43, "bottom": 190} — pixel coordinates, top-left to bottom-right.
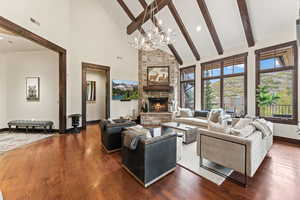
{"left": 128, "top": 0, "right": 176, "bottom": 51}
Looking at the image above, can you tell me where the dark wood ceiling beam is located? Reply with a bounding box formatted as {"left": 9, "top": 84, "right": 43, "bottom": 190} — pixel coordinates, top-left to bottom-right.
{"left": 127, "top": 0, "right": 170, "bottom": 35}
{"left": 138, "top": 0, "right": 183, "bottom": 65}
{"left": 116, "top": 0, "right": 147, "bottom": 35}
{"left": 117, "top": 0, "right": 183, "bottom": 65}
{"left": 196, "top": 0, "right": 223, "bottom": 55}
{"left": 116, "top": 0, "right": 136, "bottom": 21}
{"left": 168, "top": 1, "right": 200, "bottom": 60}
{"left": 236, "top": 0, "right": 255, "bottom": 47}
{"left": 167, "top": 44, "right": 183, "bottom": 65}
{"left": 139, "top": 0, "right": 159, "bottom": 28}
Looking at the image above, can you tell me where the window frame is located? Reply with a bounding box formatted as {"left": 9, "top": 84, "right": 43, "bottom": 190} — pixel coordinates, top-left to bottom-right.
{"left": 180, "top": 65, "right": 196, "bottom": 109}
{"left": 201, "top": 53, "right": 248, "bottom": 113}
{"left": 255, "top": 41, "right": 298, "bottom": 125}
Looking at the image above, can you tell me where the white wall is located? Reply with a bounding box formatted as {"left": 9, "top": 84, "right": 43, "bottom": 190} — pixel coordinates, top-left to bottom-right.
{"left": 69, "top": 0, "right": 138, "bottom": 121}
{"left": 0, "top": 0, "right": 71, "bottom": 49}
{"left": 86, "top": 70, "right": 106, "bottom": 121}
{"left": 0, "top": 0, "right": 72, "bottom": 127}
{"left": 0, "top": 53, "right": 7, "bottom": 129}
{"left": 1, "top": 0, "right": 138, "bottom": 128}
{"left": 188, "top": 33, "right": 300, "bottom": 140}
{"left": 4, "top": 51, "right": 59, "bottom": 128}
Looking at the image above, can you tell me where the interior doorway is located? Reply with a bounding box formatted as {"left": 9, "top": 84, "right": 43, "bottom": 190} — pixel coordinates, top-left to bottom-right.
{"left": 82, "top": 62, "right": 110, "bottom": 129}
{"left": 0, "top": 16, "right": 67, "bottom": 133}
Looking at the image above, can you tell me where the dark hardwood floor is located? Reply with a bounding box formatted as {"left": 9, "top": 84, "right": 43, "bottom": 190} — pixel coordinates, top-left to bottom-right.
{"left": 0, "top": 125, "right": 299, "bottom": 200}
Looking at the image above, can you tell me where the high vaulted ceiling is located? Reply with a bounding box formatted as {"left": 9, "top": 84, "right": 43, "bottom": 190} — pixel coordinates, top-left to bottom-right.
{"left": 115, "top": 0, "right": 297, "bottom": 65}
{"left": 0, "top": 27, "right": 46, "bottom": 53}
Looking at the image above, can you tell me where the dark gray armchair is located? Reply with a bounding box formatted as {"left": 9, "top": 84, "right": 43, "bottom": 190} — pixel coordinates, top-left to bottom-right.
{"left": 121, "top": 131, "right": 177, "bottom": 187}
{"left": 99, "top": 120, "right": 136, "bottom": 153}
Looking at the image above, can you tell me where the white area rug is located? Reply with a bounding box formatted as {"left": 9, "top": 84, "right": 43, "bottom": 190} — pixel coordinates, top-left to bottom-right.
{"left": 177, "top": 142, "right": 233, "bottom": 185}
{"left": 0, "top": 132, "right": 55, "bottom": 154}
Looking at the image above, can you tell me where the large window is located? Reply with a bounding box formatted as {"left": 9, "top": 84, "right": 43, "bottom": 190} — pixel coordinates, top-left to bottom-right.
{"left": 255, "top": 41, "right": 298, "bottom": 124}
{"left": 201, "top": 53, "right": 248, "bottom": 115}
{"left": 180, "top": 66, "right": 195, "bottom": 109}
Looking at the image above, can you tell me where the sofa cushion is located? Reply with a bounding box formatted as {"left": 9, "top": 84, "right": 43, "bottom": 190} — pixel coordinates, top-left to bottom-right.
{"left": 209, "top": 110, "right": 221, "bottom": 123}
{"left": 245, "top": 115, "right": 259, "bottom": 120}
{"left": 174, "top": 117, "right": 208, "bottom": 127}
{"left": 178, "top": 108, "right": 193, "bottom": 118}
{"left": 230, "top": 125, "right": 256, "bottom": 138}
{"left": 233, "top": 118, "right": 252, "bottom": 129}
{"left": 194, "top": 110, "right": 209, "bottom": 118}
{"left": 208, "top": 122, "right": 227, "bottom": 133}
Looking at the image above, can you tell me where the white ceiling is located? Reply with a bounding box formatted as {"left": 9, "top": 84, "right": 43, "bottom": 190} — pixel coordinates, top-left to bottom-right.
{"left": 0, "top": 29, "right": 46, "bottom": 53}
{"left": 117, "top": 0, "right": 297, "bottom": 65}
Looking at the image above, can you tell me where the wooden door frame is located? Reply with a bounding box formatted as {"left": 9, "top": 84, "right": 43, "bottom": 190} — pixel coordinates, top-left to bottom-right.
{"left": 82, "top": 62, "right": 110, "bottom": 129}
{"left": 0, "top": 16, "right": 67, "bottom": 133}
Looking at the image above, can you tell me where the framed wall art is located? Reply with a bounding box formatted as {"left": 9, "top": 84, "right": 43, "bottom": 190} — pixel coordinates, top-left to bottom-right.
{"left": 26, "top": 77, "right": 40, "bottom": 101}
{"left": 112, "top": 80, "right": 138, "bottom": 101}
{"left": 147, "top": 66, "right": 169, "bottom": 86}
{"left": 87, "top": 80, "right": 96, "bottom": 102}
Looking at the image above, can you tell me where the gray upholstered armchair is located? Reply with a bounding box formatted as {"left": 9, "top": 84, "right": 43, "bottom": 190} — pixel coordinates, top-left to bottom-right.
{"left": 121, "top": 131, "right": 177, "bottom": 188}
{"left": 99, "top": 120, "right": 136, "bottom": 153}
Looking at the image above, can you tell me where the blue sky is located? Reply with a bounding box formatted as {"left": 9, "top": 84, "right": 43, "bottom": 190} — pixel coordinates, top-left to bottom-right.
{"left": 260, "top": 58, "right": 279, "bottom": 70}
{"left": 112, "top": 80, "right": 138, "bottom": 85}
{"left": 206, "top": 64, "right": 245, "bottom": 77}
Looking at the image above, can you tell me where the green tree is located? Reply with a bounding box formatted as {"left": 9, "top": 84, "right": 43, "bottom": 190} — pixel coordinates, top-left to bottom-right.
{"left": 257, "top": 85, "right": 280, "bottom": 116}
{"left": 204, "top": 80, "right": 214, "bottom": 110}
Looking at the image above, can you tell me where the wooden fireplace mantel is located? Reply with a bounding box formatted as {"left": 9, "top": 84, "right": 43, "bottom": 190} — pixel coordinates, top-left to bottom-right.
{"left": 143, "top": 85, "right": 173, "bottom": 92}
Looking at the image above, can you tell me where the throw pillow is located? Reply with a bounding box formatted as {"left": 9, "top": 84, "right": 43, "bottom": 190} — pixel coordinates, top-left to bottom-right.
{"left": 230, "top": 125, "right": 256, "bottom": 138}
{"left": 250, "top": 119, "right": 272, "bottom": 138}
{"left": 179, "top": 108, "right": 193, "bottom": 118}
{"left": 126, "top": 125, "right": 152, "bottom": 138}
{"left": 233, "top": 118, "right": 252, "bottom": 129}
{"left": 245, "top": 115, "right": 259, "bottom": 120}
{"left": 194, "top": 110, "right": 209, "bottom": 118}
{"left": 209, "top": 110, "right": 221, "bottom": 123}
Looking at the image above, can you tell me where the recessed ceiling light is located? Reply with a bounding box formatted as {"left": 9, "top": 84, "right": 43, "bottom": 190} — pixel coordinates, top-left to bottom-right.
{"left": 0, "top": 36, "right": 3, "bottom": 40}
{"left": 196, "top": 25, "right": 202, "bottom": 32}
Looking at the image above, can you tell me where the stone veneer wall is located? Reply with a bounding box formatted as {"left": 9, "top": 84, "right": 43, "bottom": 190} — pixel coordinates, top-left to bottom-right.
{"left": 138, "top": 49, "right": 180, "bottom": 112}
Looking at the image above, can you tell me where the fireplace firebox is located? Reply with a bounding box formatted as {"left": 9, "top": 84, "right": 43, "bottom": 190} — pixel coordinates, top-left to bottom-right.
{"left": 148, "top": 98, "right": 168, "bottom": 112}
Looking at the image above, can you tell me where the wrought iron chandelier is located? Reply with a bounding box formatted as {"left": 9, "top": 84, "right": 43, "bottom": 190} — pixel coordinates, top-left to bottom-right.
{"left": 128, "top": 0, "right": 176, "bottom": 51}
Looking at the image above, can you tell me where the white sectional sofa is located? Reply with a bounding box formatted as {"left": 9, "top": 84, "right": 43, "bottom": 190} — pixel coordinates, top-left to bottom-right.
{"left": 174, "top": 108, "right": 274, "bottom": 182}
{"left": 197, "top": 119, "right": 273, "bottom": 179}
{"left": 173, "top": 117, "right": 208, "bottom": 128}
{"left": 173, "top": 108, "right": 230, "bottom": 129}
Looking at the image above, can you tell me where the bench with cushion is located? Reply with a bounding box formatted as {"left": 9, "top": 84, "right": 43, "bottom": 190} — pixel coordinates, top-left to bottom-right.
{"left": 8, "top": 120, "right": 54, "bottom": 133}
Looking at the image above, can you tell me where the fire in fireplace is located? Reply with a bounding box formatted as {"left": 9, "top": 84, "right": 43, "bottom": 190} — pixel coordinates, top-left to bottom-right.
{"left": 148, "top": 98, "right": 168, "bottom": 112}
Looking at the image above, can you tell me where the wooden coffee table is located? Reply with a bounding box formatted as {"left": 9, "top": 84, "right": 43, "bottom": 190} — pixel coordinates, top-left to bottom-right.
{"left": 161, "top": 122, "right": 198, "bottom": 144}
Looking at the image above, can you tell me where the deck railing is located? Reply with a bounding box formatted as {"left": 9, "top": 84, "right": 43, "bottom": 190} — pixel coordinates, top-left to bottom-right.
{"left": 203, "top": 103, "right": 293, "bottom": 118}
{"left": 259, "top": 104, "right": 293, "bottom": 118}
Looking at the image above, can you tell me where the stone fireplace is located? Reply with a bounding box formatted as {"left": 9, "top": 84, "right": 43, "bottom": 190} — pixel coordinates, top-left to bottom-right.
{"left": 138, "top": 49, "right": 179, "bottom": 125}
{"left": 148, "top": 97, "right": 169, "bottom": 112}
